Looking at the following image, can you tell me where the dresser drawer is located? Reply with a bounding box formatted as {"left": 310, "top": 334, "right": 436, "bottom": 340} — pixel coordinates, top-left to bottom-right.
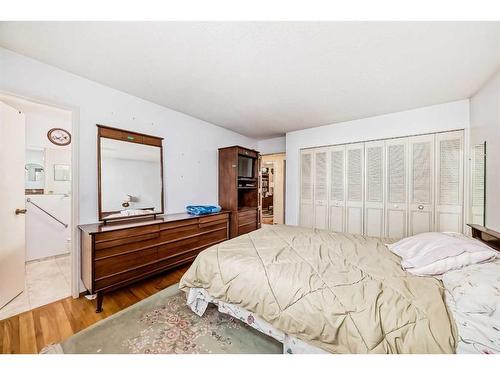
{"left": 94, "top": 262, "right": 159, "bottom": 291}
{"left": 94, "top": 247, "right": 158, "bottom": 280}
{"left": 159, "top": 222, "right": 200, "bottom": 241}
{"left": 238, "top": 210, "right": 257, "bottom": 226}
{"left": 198, "top": 212, "right": 229, "bottom": 225}
{"left": 156, "top": 246, "right": 209, "bottom": 271}
{"left": 160, "top": 218, "right": 198, "bottom": 231}
{"left": 238, "top": 222, "right": 257, "bottom": 235}
{"left": 157, "top": 226, "right": 227, "bottom": 260}
{"left": 94, "top": 224, "right": 160, "bottom": 244}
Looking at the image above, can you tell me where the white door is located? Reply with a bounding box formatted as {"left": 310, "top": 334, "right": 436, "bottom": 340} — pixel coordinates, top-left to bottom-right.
{"left": 408, "top": 134, "right": 435, "bottom": 235}
{"left": 345, "top": 144, "right": 364, "bottom": 234}
{"left": 471, "top": 143, "right": 485, "bottom": 225}
{"left": 0, "top": 101, "right": 26, "bottom": 308}
{"left": 435, "top": 130, "right": 464, "bottom": 233}
{"left": 313, "top": 149, "right": 328, "bottom": 229}
{"left": 385, "top": 138, "right": 408, "bottom": 238}
{"left": 364, "top": 141, "right": 385, "bottom": 237}
{"left": 299, "top": 149, "right": 314, "bottom": 228}
{"left": 328, "top": 145, "right": 345, "bottom": 232}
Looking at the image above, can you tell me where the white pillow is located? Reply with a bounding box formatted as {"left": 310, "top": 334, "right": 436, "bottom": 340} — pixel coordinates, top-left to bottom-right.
{"left": 387, "top": 232, "right": 498, "bottom": 276}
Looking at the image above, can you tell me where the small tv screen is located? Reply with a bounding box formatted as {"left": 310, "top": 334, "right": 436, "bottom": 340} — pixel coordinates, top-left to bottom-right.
{"left": 238, "top": 156, "right": 253, "bottom": 178}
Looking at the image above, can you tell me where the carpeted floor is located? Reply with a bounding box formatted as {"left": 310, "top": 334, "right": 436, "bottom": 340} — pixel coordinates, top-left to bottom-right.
{"left": 43, "top": 284, "right": 282, "bottom": 354}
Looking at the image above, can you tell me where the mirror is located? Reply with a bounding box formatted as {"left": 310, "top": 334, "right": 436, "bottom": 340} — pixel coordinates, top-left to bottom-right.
{"left": 98, "top": 125, "right": 164, "bottom": 221}
{"left": 25, "top": 163, "right": 45, "bottom": 182}
{"left": 471, "top": 142, "right": 486, "bottom": 226}
{"left": 54, "top": 164, "right": 71, "bottom": 181}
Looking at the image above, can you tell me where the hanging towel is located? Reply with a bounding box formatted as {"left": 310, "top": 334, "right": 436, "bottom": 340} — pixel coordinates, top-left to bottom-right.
{"left": 186, "top": 205, "right": 222, "bottom": 216}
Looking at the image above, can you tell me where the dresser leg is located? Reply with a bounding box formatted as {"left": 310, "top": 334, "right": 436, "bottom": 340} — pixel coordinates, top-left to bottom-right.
{"left": 96, "top": 292, "right": 103, "bottom": 313}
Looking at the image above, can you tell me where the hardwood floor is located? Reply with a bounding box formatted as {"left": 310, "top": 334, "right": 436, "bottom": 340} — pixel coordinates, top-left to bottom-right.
{"left": 0, "top": 265, "right": 189, "bottom": 354}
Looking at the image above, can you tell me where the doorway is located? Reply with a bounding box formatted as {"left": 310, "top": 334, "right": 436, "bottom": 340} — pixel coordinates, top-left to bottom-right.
{"left": 0, "top": 95, "right": 74, "bottom": 320}
{"left": 261, "top": 153, "right": 286, "bottom": 225}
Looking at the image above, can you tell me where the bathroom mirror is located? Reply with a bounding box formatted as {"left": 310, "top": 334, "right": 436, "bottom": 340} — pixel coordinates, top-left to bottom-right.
{"left": 471, "top": 142, "right": 486, "bottom": 226}
{"left": 97, "top": 125, "right": 164, "bottom": 222}
{"left": 25, "top": 163, "right": 45, "bottom": 182}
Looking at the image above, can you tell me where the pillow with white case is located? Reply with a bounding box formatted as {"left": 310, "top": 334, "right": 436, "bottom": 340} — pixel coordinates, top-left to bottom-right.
{"left": 387, "top": 232, "right": 498, "bottom": 276}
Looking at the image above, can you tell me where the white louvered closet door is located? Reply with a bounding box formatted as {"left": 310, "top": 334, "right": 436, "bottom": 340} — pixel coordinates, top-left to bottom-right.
{"left": 345, "top": 144, "right": 364, "bottom": 234}
{"left": 385, "top": 138, "right": 408, "bottom": 238}
{"left": 471, "top": 143, "right": 485, "bottom": 225}
{"left": 328, "top": 145, "right": 346, "bottom": 232}
{"left": 299, "top": 149, "right": 314, "bottom": 228}
{"left": 364, "top": 141, "right": 385, "bottom": 237}
{"left": 313, "top": 149, "right": 329, "bottom": 229}
{"left": 435, "top": 131, "right": 464, "bottom": 232}
{"left": 408, "top": 134, "right": 435, "bottom": 235}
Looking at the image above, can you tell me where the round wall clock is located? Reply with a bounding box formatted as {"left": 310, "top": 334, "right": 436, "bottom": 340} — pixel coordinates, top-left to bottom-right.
{"left": 47, "top": 128, "right": 71, "bottom": 146}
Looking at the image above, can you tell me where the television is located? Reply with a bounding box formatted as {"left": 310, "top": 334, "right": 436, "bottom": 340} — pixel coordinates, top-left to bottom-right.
{"left": 238, "top": 156, "right": 254, "bottom": 178}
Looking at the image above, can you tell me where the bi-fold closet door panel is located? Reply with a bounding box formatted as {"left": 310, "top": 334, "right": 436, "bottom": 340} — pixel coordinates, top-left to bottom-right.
{"left": 408, "top": 134, "right": 435, "bottom": 235}
{"left": 470, "top": 143, "right": 485, "bottom": 225}
{"left": 299, "top": 150, "right": 314, "bottom": 228}
{"left": 385, "top": 138, "right": 408, "bottom": 238}
{"left": 345, "top": 144, "right": 364, "bottom": 234}
{"left": 364, "top": 141, "right": 385, "bottom": 237}
{"left": 435, "top": 130, "right": 464, "bottom": 233}
{"left": 328, "top": 145, "right": 346, "bottom": 232}
{"left": 313, "top": 148, "right": 329, "bottom": 229}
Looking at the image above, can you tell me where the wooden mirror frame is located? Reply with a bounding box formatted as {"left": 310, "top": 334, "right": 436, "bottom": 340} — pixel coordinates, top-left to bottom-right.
{"left": 97, "top": 124, "right": 164, "bottom": 223}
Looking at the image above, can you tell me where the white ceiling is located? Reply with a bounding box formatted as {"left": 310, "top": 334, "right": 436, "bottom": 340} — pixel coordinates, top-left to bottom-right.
{"left": 0, "top": 22, "right": 499, "bottom": 139}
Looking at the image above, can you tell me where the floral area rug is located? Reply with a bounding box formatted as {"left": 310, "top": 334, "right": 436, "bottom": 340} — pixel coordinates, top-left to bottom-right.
{"left": 44, "top": 284, "right": 282, "bottom": 354}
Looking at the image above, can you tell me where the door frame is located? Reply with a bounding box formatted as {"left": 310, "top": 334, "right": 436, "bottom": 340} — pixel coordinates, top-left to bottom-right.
{"left": 0, "top": 90, "right": 81, "bottom": 299}
{"left": 262, "top": 152, "right": 286, "bottom": 224}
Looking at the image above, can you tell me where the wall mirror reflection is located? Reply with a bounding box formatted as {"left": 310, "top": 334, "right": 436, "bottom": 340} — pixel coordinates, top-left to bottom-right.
{"left": 471, "top": 141, "right": 486, "bottom": 226}
{"left": 25, "top": 163, "right": 44, "bottom": 182}
{"left": 98, "top": 125, "right": 164, "bottom": 221}
{"left": 54, "top": 164, "right": 71, "bottom": 181}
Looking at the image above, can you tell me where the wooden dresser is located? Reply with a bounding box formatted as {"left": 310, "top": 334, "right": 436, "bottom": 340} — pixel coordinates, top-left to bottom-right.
{"left": 79, "top": 211, "right": 229, "bottom": 312}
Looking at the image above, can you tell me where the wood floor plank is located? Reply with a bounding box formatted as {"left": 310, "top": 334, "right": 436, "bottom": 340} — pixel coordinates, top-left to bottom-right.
{"left": 0, "top": 321, "right": 4, "bottom": 353}
{"left": 33, "top": 305, "right": 61, "bottom": 351}
{"left": 0, "top": 265, "right": 186, "bottom": 354}
{"left": 18, "top": 311, "right": 37, "bottom": 354}
{"left": 51, "top": 301, "right": 75, "bottom": 345}
{"left": 2, "top": 316, "right": 20, "bottom": 354}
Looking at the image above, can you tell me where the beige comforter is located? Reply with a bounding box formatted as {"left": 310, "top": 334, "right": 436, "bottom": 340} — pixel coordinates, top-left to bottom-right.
{"left": 179, "top": 225, "right": 457, "bottom": 353}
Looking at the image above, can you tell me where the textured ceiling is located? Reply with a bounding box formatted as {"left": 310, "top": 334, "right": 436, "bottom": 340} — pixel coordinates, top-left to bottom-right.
{"left": 0, "top": 22, "right": 499, "bottom": 138}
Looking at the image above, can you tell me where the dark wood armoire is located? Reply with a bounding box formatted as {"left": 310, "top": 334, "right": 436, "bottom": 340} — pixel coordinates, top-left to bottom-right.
{"left": 218, "top": 146, "right": 261, "bottom": 238}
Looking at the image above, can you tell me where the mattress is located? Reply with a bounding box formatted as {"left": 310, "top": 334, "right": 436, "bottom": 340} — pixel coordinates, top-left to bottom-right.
{"left": 179, "top": 224, "right": 457, "bottom": 353}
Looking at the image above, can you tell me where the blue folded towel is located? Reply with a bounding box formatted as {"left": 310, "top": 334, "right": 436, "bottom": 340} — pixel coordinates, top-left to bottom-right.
{"left": 186, "top": 205, "right": 222, "bottom": 216}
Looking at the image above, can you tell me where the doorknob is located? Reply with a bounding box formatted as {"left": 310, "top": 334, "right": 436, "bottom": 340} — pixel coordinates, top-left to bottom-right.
{"left": 15, "top": 208, "right": 27, "bottom": 215}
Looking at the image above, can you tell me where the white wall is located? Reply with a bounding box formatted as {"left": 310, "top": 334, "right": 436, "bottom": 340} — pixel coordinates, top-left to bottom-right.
{"left": 470, "top": 70, "right": 500, "bottom": 231}
{"left": 44, "top": 148, "right": 71, "bottom": 194}
{"left": 257, "top": 136, "right": 286, "bottom": 155}
{"left": 286, "top": 100, "right": 470, "bottom": 225}
{"left": 24, "top": 108, "right": 72, "bottom": 151}
{"left": 0, "top": 47, "right": 257, "bottom": 224}
{"left": 26, "top": 194, "right": 71, "bottom": 261}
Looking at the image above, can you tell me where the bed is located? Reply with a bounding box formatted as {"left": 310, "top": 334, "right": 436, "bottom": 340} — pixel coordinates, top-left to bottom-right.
{"left": 179, "top": 225, "right": 473, "bottom": 354}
